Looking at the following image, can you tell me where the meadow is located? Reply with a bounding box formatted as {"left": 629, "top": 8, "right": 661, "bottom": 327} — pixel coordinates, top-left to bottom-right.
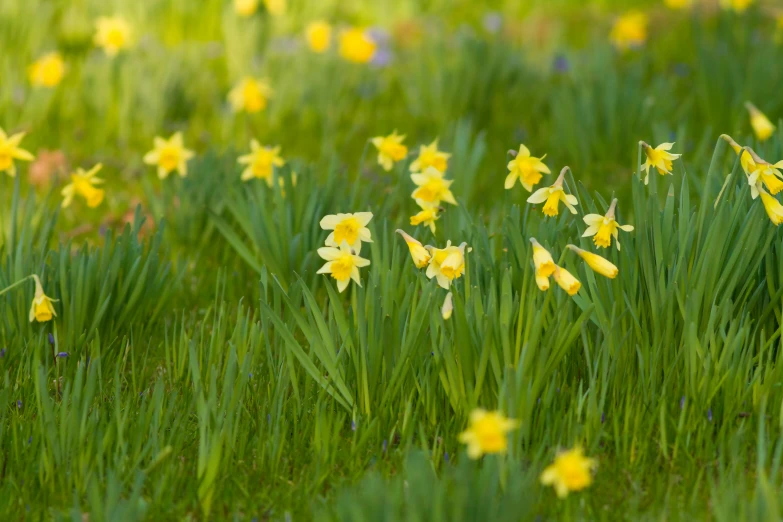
{"left": 2, "top": 0, "right": 783, "bottom": 520}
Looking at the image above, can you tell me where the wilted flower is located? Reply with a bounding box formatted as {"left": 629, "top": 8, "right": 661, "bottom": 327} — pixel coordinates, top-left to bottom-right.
{"left": 458, "top": 409, "right": 519, "bottom": 459}
{"left": 61, "top": 164, "right": 105, "bottom": 208}
{"left": 320, "top": 212, "right": 373, "bottom": 253}
{"left": 582, "top": 199, "right": 634, "bottom": 250}
{"left": 506, "top": 144, "right": 550, "bottom": 192}
{"left": 609, "top": 11, "right": 648, "bottom": 51}
{"left": 143, "top": 132, "right": 195, "bottom": 179}
{"left": 410, "top": 200, "right": 440, "bottom": 233}
{"left": 527, "top": 167, "right": 578, "bottom": 216}
{"left": 410, "top": 139, "right": 450, "bottom": 174}
{"left": 553, "top": 266, "right": 581, "bottom": 296}
{"left": 94, "top": 16, "right": 132, "bottom": 56}
{"left": 339, "top": 28, "right": 376, "bottom": 63}
{"left": 441, "top": 292, "right": 453, "bottom": 320}
{"left": 371, "top": 131, "right": 408, "bottom": 171}
{"left": 567, "top": 245, "right": 618, "bottom": 279}
{"left": 425, "top": 241, "right": 467, "bottom": 289}
{"left": 28, "top": 52, "right": 65, "bottom": 88}
{"left": 411, "top": 166, "right": 457, "bottom": 206}
{"left": 228, "top": 77, "right": 273, "bottom": 114}
{"left": 396, "top": 229, "right": 431, "bottom": 268}
{"left": 640, "top": 141, "right": 681, "bottom": 185}
{"left": 0, "top": 127, "right": 35, "bottom": 177}
{"left": 540, "top": 446, "right": 597, "bottom": 498}
{"left": 745, "top": 102, "right": 775, "bottom": 142}
{"left": 306, "top": 21, "right": 332, "bottom": 53}
{"left": 29, "top": 275, "right": 57, "bottom": 323}
{"left": 316, "top": 241, "right": 371, "bottom": 293}
{"left": 238, "top": 140, "right": 284, "bottom": 185}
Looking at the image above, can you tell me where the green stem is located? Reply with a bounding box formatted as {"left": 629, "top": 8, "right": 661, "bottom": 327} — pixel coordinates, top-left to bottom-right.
{"left": 0, "top": 274, "right": 35, "bottom": 298}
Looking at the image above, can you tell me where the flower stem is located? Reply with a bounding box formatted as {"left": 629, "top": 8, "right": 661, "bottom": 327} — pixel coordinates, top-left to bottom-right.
{"left": 0, "top": 275, "right": 35, "bottom": 298}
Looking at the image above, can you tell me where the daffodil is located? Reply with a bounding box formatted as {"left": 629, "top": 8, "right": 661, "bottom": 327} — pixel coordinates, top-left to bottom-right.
{"left": 745, "top": 102, "right": 775, "bottom": 142}
{"left": 609, "top": 11, "right": 648, "bottom": 51}
{"left": 61, "top": 164, "right": 105, "bottom": 208}
{"left": 425, "top": 241, "right": 467, "bottom": 290}
{"left": 0, "top": 127, "right": 35, "bottom": 177}
{"left": 582, "top": 199, "right": 634, "bottom": 250}
{"left": 317, "top": 241, "right": 371, "bottom": 293}
{"left": 458, "top": 409, "right": 519, "bottom": 459}
{"left": 664, "top": 0, "right": 692, "bottom": 9}
{"left": 234, "top": 0, "right": 259, "bottom": 16}
{"left": 640, "top": 141, "right": 681, "bottom": 185}
{"left": 505, "top": 144, "right": 551, "bottom": 191}
{"left": 306, "top": 21, "right": 332, "bottom": 53}
{"left": 758, "top": 186, "right": 783, "bottom": 226}
{"left": 320, "top": 212, "right": 373, "bottom": 253}
{"left": 441, "top": 292, "right": 453, "bottom": 320}
{"left": 410, "top": 200, "right": 440, "bottom": 233}
{"left": 745, "top": 156, "right": 783, "bottom": 198}
{"left": 238, "top": 140, "right": 285, "bottom": 185}
{"left": 535, "top": 274, "right": 550, "bottom": 291}
{"left": 567, "top": 245, "right": 618, "bottom": 279}
{"left": 28, "top": 52, "right": 65, "bottom": 88}
{"left": 529, "top": 238, "right": 556, "bottom": 278}
{"left": 143, "top": 132, "right": 195, "bottom": 179}
{"left": 94, "top": 16, "right": 132, "bottom": 56}
{"left": 527, "top": 167, "right": 578, "bottom": 217}
{"left": 410, "top": 139, "right": 450, "bottom": 174}
{"left": 339, "top": 28, "right": 376, "bottom": 63}
{"left": 396, "top": 229, "right": 431, "bottom": 268}
{"left": 228, "top": 77, "right": 273, "bottom": 114}
{"left": 411, "top": 166, "right": 458, "bottom": 206}
{"left": 264, "top": 0, "right": 286, "bottom": 16}
{"left": 540, "top": 446, "right": 597, "bottom": 498}
{"left": 29, "top": 275, "right": 57, "bottom": 323}
{"left": 371, "top": 131, "right": 408, "bottom": 171}
{"left": 553, "top": 266, "right": 581, "bottom": 296}
{"left": 720, "top": 0, "right": 753, "bottom": 12}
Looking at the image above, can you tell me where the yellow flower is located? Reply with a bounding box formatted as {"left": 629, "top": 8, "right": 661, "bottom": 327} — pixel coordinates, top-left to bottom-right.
{"left": 94, "top": 16, "right": 132, "bottom": 56}
{"left": 61, "top": 164, "right": 105, "bottom": 208}
{"left": 441, "top": 292, "right": 453, "bottom": 320}
{"left": 234, "top": 0, "right": 259, "bottom": 17}
{"left": 527, "top": 167, "right": 578, "bottom": 217}
{"left": 238, "top": 140, "right": 285, "bottom": 185}
{"left": 529, "top": 237, "right": 555, "bottom": 278}
{"left": 410, "top": 200, "right": 440, "bottom": 234}
{"left": 425, "top": 241, "right": 467, "bottom": 290}
{"left": 759, "top": 187, "right": 783, "bottom": 226}
{"left": 316, "top": 241, "right": 371, "bottom": 293}
{"left": 143, "top": 132, "right": 195, "bottom": 179}
{"left": 540, "top": 446, "right": 597, "bottom": 498}
{"left": 640, "top": 141, "right": 681, "bottom": 185}
{"left": 506, "top": 144, "right": 551, "bottom": 192}
{"left": 610, "top": 11, "right": 648, "bottom": 51}
{"left": 664, "top": 0, "right": 692, "bottom": 9}
{"left": 411, "top": 166, "right": 458, "bottom": 206}
{"left": 582, "top": 199, "right": 634, "bottom": 250}
{"left": 723, "top": 139, "right": 783, "bottom": 199}
{"left": 720, "top": 0, "right": 753, "bottom": 12}
{"left": 745, "top": 102, "right": 775, "bottom": 142}
{"left": 339, "top": 28, "right": 376, "bottom": 63}
{"left": 567, "top": 245, "right": 618, "bottom": 279}
{"left": 228, "top": 77, "right": 273, "bottom": 114}
{"left": 410, "top": 139, "right": 450, "bottom": 174}
{"left": 458, "top": 409, "right": 519, "bottom": 459}
{"left": 371, "top": 131, "right": 408, "bottom": 171}
{"left": 28, "top": 52, "right": 65, "bottom": 88}
{"left": 553, "top": 266, "right": 581, "bottom": 296}
{"left": 320, "top": 212, "right": 374, "bottom": 253}
{"left": 535, "top": 274, "right": 550, "bottom": 291}
{"left": 396, "top": 229, "right": 431, "bottom": 268}
{"left": 306, "top": 21, "right": 332, "bottom": 53}
{"left": 29, "top": 275, "right": 57, "bottom": 323}
{"left": 0, "top": 127, "right": 35, "bottom": 177}
{"left": 263, "top": 0, "right": 286, "bottom": 16}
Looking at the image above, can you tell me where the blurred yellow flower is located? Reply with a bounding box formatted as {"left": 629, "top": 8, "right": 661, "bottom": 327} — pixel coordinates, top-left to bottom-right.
{"left": 94, "top": 16, "right": 132, "bottom": 56}
{"left": 458, "top": 409, "right": 519, "bottom": 459}
{"left": 411, "top": 166, "right": 457, "bottom": 206}
{"left": 553, "top": 266, "right": 581, "bottom": 296}
{"left": 320, "top": 212, "right": 373, "bottom": 253}
{"left": 641, "top": 141, "right": 681, "bottom": 185}
{"left": 720, "top": 0, "right": 753, "bottom": 12}
{"left": 143, "top": 132, "right": 194, "bottom": 179}
{"left": 425, "top": 241, "right": 467, "bottom": 289}
{"left": 339, "top": 28, "right": 376, "bottom": 63}
{"left": 264, "top": 0, "right": 286, "bottom": 16}
{"left": 609, "top": 12, "right": 648, "bottom": 51}
{"left": 540, "top": 446, "right": 597, "bottom": 498}
{"left": 29, "top": 275, "right": 57, "bottom": 323}
{"left": 441, "top": 292, "right": 453, "bottom": 320}
{"left": 759, "top": 187, "right": 783, "bottom": 226}
{"left": 567, "top": 245, "right": 618, "bottom": 279}
{"left": 664, "top": 0, "right": 692, "bottom": 9}
{"left": 527, "top": 167, "right": 578, "bottom": 216}
{"left": 396, "top": 229, "right": 431, "bottom": 268}
{"left": 582, "top": 199, "right": 634, "bottom": 250}
{"left": 0, "top": 127, "right": 35, "bottom": 177}
{"left": 529, "top": 238, "right": 555, "bottom": 278}
{"left": 505, "top": 144, "right": 550, "bottom": 192}
{"left": 28, "top": 52, "right": 65, "bottom": 88}
{"left": 410, "top": 139, "right": 450, "bottom": 174}
{"left": 371, "top": 131, "right": 408, "bottom": 171}
{"left": 317, "top": 241, "right": 371, "bottom": 293}
{"left": 238, "top": 140, "right": 284, "bottom": 185}
{"left": 306, "top": 21, "right": 332, "bottom": 53}
{"left": 234, "top": 0, "right": 259, "bottom": 16}
{"left": 61, "top": 163, "right": 105, "bottom": 208}
{"left": 745, "top": 102, "right": 775, "bottom": 142}
{"left": 228, "top": 77, "right": 272, "bottom": 114}
{"left": 410, "top": 200, "right": 440, "bottom": 233}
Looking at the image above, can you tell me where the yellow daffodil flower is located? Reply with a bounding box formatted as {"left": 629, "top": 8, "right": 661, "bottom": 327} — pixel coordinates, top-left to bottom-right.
{"left": 567, "top": 245, "right": 618, "bottom": 279}
{"left": 425, "top": 241, "right": 467, "bottom": 290}
{"left": 722, "top": 139, "right": 783, "bottom": 199}
{"left": 234, "top": 0, "right": 259, "bottom": 16}
{"left": 553, "top": 266, "right": 581, "bottom": 296}
{"left": 410, "top": 139, "right": 450, "bottom": 174}
{"left": 61, "top": 164, "right": 105, "bottom": 208}
{"left": 540, "top": 446, "right": 597, "bottom": 498}
{"left": 228, "top": 77, "right": 273, "bottom": 114}
{"left": 411, "top": 166, "right": 458, "bottom": 206}
{"left": 94, "top": 16, "right": 132, "bottom": 56}
{"left": 458, "top": 409, "right": 519, "bottom": 459}
{"left": 529, "top": 238, "right": 556, "bottom": 278}
{"left": 664, "top": 0, "right": 692, "bottom": 9}
{"left": 339, "top": 28, "right": 376, "bottom": 63}
{"left": 264, "top": 0, "right": 286, "bottom": 16}
{"left": 371, "top": 131, "right": 408, "bottom": 171}
{"left": 640, "top": 141, "right": 681, "bottom": 185}
{"left": 720, "top": 0, "right": 753, "bottom": 13}
{"left": 238, "top": 140, "right": 285, "bottom": 185}
{"left": 28, "top": 52, "right": 65, "bottom": 88}
{"left": 582, "top": 199, "right": 634, "bottom": 250}
{"left": 316, "top": 241, "right": 371, "bottom": 293}
{"left": 527, "top": 167, "right": 578, "bottom": 216}
{"left": 505, "top": 144, "right": 551, "bottom": 191}
{"left": 609, "top": 11, "right": 648, "bottom": 51}
{"left": 0, "top": 127, "right": 35, "bottom": 177}
{"left": 745, "top": 102, "right": 775, "bottom": 142}
{"left": 396, "top": 229, "right": 431, "bottom": 268}
{"left": 320, "top": 212, "right": 373, "bottom": 253}
{"left": 441, "top": 291, "right": 453, "bottom": 320}
{"left": 758, "top": 186, "right": 783, "bottom": 226}
{"left": 29, "top": 275, "right": 57, "bottom": 323}
{"left": 410, "top": 199, "right": 440, "bottom": 234}
{"left": 143, "top": 132, "right": 195, "bottom": 179}
{"left": 535, "top": 274, "right": 550, "bottom": 291}
{"left": 306, "top": 21, "right": 332, "bottom": 53}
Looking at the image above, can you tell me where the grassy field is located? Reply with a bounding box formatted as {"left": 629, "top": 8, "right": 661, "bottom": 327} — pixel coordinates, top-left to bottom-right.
{"left": 2, "top": 0, "right": 783, "bottom": 520}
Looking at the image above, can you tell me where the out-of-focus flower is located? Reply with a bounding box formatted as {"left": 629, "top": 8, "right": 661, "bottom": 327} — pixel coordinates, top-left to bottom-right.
{"left": 410, "top": 140, "right": 450, "bottom": 174}
{"left": 441, "top": 292, "right": 453, "bottom": 320}
{"left": 458, "top": 409, "right": 519, "bottom": 459}
{"left": 29, "top": 150, "right": 68, "bottom": 187}
{"left": 316, "top": 241, "right": 371, "bottom": 293}
{"left": 29, "top": 275, "right": 57, "bottom": 323}
{"left": 371, "top": 131, "right": 407, "bottom": 171}
{"left": 553, "top": 266, "right": 581, "bottom": 296}
{"left": 552, "top": 54, "right": 570, "bottom": 73}
{"left": 234, "top": 0, "right": 259, "bottom": 17}
{"left": 264, "top": 0, "right": 286, "bottom": 16}
{"left": 719, "top": 0, "right": 753, "bottom": 13}
{"left": 396, "top": 229, "right": 431, "bottom": 268}
{"left": 540, "top": 446, "right": 597, "bottom": 498}
{"left": 238, "top": 140, "right": 284, "bottom": 185}
{"left": 640, "top": 142, "right": 681, "bottom": 185}
{"left": 506, "top": 144, "right": 550, "bottom": 192}
{"left": 664, "top": 0, "right": 692, "bottom": 9}
{"left": 143, "top": 132, "right": 194, "bottom": 179}
{"left": 228, "top": 77, "right": 272, "bottom": 114}
{"left": 0, "top": 127, "right": 34, "bottom": 177}
{"left": 412, "top": 166, "right": 457, "bottom": 206}
{"left": 28, "top": 52, "right": 65, "bottom": 88}
{"left": 62, "top": 163, "right": 105, "bottom": 208}
{"left": 339, "top": 28, "right": 376, "bottom": 63}
{"left": 527, "top": 167, "right": 578, "bottom": 216}
{"left": 425, "top": 241, "right": 467, "bottom": 289}
{"left": 410, "top": 199, "right": 441, "bottom": 233}
{"left": 609, "top": 11, "right": 648, "bottom": 51}
{"left": 482, "top": 12, "right": 503, "bottom": 34}
{"left": 745, "top": 102, "right": 775, "bottom": 142}
{"left": 567, "top": 245, "right": 619, "bottom": 279}
{"left": 582, "top": 199, "right": 634, "bottom": 250}
{"left": 94, "top": 16, "right": 132, "bottom": 56}
{"left": 759, "top": 186, "right": 783, "bottom": 225}
{"left": 306, "top": 21, "right": 332, "bottom": 53}
{"left": 320, "top": 212, "right": 373, "bottom": 253}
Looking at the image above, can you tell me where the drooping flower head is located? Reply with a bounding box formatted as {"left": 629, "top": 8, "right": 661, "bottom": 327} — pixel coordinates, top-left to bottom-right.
{"left": 316, "top": 241, "right": 371, "bottom": 293}
{"left": 28, "top": 52, "right": 65, "bottom": 88}
{"left": 371, "top": 131, "right": 408, "bottom": 171}
{"left": 527, "top": 167, "right": 578, "bottom": 217}
{"left": 425, "top": 241, "right": 467, "bottom": 290}
{"left": 61, "top": 164, "right": 105, "bottom": 208}
{"left": 412, "top": 166, "right": 458, "bottom": 206}
{"left": 758, "top": 186, "right": 783, "bottom": 226}
{"left": 143, "top": 132, "right": 195, "bottom": 179}
{"left": 609, "top": 11, "right": 648, "bottom": 51}
{"left": 228, "top": 77, "right": 273, "bottom": 114}
{"left": 741, "top": 147, "right": 783, "bottom": 198}
{"left": 0, "top": 127, "right": 35, "bottom": 177}
{"left": 238, "top": 140, "right": 285, "bottom": 185}
{"left": 339, "top": 28, "right": 376, "bottom": 63}
{"left": 553, "top": 266, "right": 581, "bottom": 296}
{"left": 540, "top": 446, "right": 597, "bottom": 498}
{"left": 410, "top": 199, "right": 441, "bottom": 234}
{"left": 506, "top": 144, "right": 551, "bottom": 192}
{"left": 94, "top": 16, "right": 132, "bottom": 56}
{"left": 582, "top": 199, "right": 634, "bottom": 250}
{"left": 29, "top": 275, "right": 57, "bottom": 323}
{"left": 745, "top": 102, "right": 775, "bottom": 142}
{"left": 458, "top": 409, "right": 519, "bottom": 459}
{"left": 306, "top": 21, "right": 332, "bottom": 53}
{"left": 320, "top": 212, "right": 373, "bottom": 253}
{"left": 529, "top": 238, "right": 556, "bottom": 278}
{"left": 441, "top": 292, "right": 454, "bottom": 320}
{"left": 396, "top": 229, "right": 431, "bottom": 269}
{"left": 410, "top": 139, "right": 450, "bottom": 174}
{"left": 567, "top": 245, "right": 618, "bottom": 279}
{"left": 640, "top": 141, "right": 681, "bottom": 185}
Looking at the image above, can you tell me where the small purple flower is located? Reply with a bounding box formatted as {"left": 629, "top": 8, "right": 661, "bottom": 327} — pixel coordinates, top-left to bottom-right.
{"left": 553, "top": 54, "right": 570, "bottom": 74}
{"left": 0, "top": 348, "right": 5, "bottom": 357}
{"left": 351, "top": 420, "right": 357, "bottom": 432}
{"left": 17, "top": 400, "right": 22, "bottom": 409}
{"left": 601, "top": 413, "right": 605, "bottom": 424}
{"left": 370, "top": 49, "right": 393, "bottom": 68}
{"left": 680, "top": 396, "right": 685, "bottom": 409}
{"left": 56, "top": 352, "right": 68, "bottom": 358}
{"left": 48, "top": 333, "right": 55, "bottom": 345}
{"left": 27, "top": 436, "right": 31, "bottom": 445}
{"left": 483, "top": 12, "right": 503, "bottom": 34}
{"left": 444, "top": 451, "right": 449, "bottom": 463}
{"left": 249, "top": 373, "right": 253, "bottom": 378}
{"left": 267, "top": 414, "right": 271, "bottom": 423}
{"left": 673, "top": 63, "right": 690, "bottom": 77}
{"left": 367, "top": 27, "right": 391, "bottom": 46}
{"left": 708, "top": 409, "right": 713, "bottom": 422}
{"left": 382, "top": 440, "right": 387, "bottom": 453}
